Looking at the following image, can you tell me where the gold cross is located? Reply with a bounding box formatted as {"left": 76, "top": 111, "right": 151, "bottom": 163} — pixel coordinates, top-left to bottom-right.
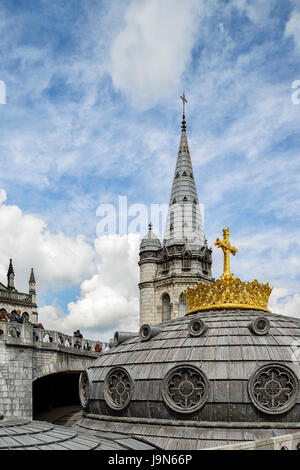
{"left": 215, "top": 227, "right": 238, "bottom": 280}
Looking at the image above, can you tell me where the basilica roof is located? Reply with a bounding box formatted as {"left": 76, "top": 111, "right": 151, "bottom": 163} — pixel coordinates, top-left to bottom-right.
{"left": 77, "top": 309, "right": 300, "bottom": 450}
{"left": 0, "top": 417, "right": 155, "bottom": 450}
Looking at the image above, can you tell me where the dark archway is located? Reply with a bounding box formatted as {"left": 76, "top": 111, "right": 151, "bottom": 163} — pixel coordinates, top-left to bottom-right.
{"left": 33, "top": 371, "right": 81, "bottom": 422}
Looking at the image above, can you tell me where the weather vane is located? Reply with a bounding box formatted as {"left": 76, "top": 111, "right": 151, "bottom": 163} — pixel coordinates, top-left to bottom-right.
{"left": 180, "top": 92, "right": 187, "bottom": 115}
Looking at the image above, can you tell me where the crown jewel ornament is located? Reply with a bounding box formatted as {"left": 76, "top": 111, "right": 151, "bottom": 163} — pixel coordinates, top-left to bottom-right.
{"left": 184, "top": 228, "right": 272, "bottom": 315}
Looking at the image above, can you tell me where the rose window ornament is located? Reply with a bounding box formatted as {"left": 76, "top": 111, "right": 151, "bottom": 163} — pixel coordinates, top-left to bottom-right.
{"left": 188, "top": 318, "right": 208, "bottom": 337}
{"left": 248, "top": 364, "right": 299, "bottom": 415}
{"left": 79, "top": 371, "right": 90, "bottom": 409}
{"left": 104, "top": 367, "right": 133, "bottom": 410}
{"left": 162, "top": 365, "right": 209, "bottom": 413}
{"left": 249, "top": 317, "right": 271, "bottom": 336}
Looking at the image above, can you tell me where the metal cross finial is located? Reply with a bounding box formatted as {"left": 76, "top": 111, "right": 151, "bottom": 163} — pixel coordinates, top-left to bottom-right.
{"left": 215, "top": 227, "right": 238, "bottom": 280}
{"left": 180, "top": 92, "right": 187, "bottom": 115}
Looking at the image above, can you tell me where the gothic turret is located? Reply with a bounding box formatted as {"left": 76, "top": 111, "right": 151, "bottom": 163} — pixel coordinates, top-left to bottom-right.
{"left": 29, "top": 266, "right": 36, "bottom": 301}
{"left": 139, "top": 224, "right": 161, "bottom": 325}
{"left": 29, "top": 268, "right": 36, "bottom": 293}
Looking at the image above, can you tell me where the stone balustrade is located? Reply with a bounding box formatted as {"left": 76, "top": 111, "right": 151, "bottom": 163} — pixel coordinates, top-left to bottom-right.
{"left": 0, "top": 321, "right": 105, "bottom": 355}
{"left": 0, "top": 290, "right": 32, "bottom": 304}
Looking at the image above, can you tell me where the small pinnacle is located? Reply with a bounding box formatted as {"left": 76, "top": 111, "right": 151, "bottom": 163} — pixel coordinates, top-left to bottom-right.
{"left": 7, "top": 259, "right": 14, "bottom": 276}
{"left": 29, "top": 268, "right": 36, "bottom": 284}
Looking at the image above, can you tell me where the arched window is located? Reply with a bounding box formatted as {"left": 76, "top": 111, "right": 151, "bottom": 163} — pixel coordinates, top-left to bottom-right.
{"left": 0, "top": 309, "right": 7, "bottom": 322}
{"left": 10, "top": 310, "right": 18, "bottom": 323}
{"left": 179, "top": 293, "right": 187, "bottom": 316}
{"left": 182, "top": 255, "right": 191, "bottom": 270}
{"left": 21, "top": 312, "right": 29, "bottom": 324}
{"left": 162, "top": 293, "right": 171, "bottom": 322}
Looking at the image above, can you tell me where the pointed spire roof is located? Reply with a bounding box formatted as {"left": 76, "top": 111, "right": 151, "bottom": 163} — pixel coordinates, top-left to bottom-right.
{"left": 7, "top": 259, "right": 14, "bottom": 278}
{"left": 7, "top": 258, "right": 15, "bottom": 290}
{"left": 168, "top": 113, "right": 199, "bottom": 205}
{"left": 163, "top": 96, "right": 205, "bottom": 246}
{"left": 29, "top": 268, "right": 35, "bottom": 284}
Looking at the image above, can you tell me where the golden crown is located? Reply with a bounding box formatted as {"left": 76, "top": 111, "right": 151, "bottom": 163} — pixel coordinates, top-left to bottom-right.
{"left": 184, "top": 228, "right": 272, "bottom": 315}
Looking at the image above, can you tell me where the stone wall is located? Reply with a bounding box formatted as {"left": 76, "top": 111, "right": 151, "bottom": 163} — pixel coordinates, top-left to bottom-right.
{"left": 0, "top": 322, "right": 102, "bottom": 419}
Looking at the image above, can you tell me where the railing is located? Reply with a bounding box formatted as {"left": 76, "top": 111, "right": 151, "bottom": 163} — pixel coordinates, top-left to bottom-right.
{"left": 0, "top": 321, "right": 106, "bottom": 354}
{"left": 0, "top": 290, "right": 32, "bottom": 304}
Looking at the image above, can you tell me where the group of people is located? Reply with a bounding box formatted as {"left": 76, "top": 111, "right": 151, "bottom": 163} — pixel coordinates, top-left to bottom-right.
{"left": 1, "top": 314, "right": 104, "bottom": 353}
{"left": 0, "top": 310, "right": 31, "bottom": 325}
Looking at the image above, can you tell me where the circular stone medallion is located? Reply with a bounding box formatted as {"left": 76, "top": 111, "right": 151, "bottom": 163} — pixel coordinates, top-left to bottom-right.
{"left": 162, "top": 365, "right": 209, "bottom": 414}
{"left": 104, "top": 367, "right": 133, "bottom": 410}
{"left": 188, "top": 318, "right": 207, "bottom": 337}
{"left": 248, "top": 363, "right": 299, "bottom": 415}
{"left": 250, "top": 317, "right": 271, "bottom": 336}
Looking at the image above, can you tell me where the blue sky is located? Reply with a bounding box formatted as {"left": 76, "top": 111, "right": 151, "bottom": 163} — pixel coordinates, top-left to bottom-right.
{"left": 0, "top": 0, "right": 299, "bottom": 341}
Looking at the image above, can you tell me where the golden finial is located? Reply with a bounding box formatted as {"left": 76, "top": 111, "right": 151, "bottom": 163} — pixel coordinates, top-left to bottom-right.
{"left": 215, "top": 227, "right": 238, "bottom": 281}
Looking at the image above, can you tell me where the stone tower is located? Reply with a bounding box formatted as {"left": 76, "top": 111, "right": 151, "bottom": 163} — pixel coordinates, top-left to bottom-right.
{"left": 0, "top": 260, "right": 38, "bottom": 324}
{"left": 139, "top": 100, "right": 213, "bottom": 326}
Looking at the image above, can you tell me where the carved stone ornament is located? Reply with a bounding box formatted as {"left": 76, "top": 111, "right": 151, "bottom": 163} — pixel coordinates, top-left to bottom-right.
{"left": 187, "top": 318, "right": 207, "bottom": 337}
{"left": 249, "top": 316, "right": 271, "bottom": 336}
{"left": 248, "top": 364, "right": 299, "bottom": 415}
{"left": 162, "top": 365, "right": 209, "bottom": 413}
{"left": 104, "top": 367, "right": 133, "bottom": 410}
{"left": 79, "top": 371, "right": 90, "bottom": 409}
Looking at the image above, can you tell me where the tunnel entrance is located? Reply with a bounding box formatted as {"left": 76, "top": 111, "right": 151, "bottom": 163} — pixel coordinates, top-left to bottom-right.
{"left": 33, "top": 371, "right": 82, "bottom": 424}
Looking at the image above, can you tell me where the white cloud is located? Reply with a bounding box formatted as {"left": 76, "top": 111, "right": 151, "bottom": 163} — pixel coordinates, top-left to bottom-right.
{"left": 38, "top": 304, "right": 65, "bottom": 331}
{"left": 269, "top": 288, "right": 300, "bottom": 318}
{"left": 110, "top": 0, "right": 207, "bottom": 109}
{"left": 285, "top": 10, "right": 300, "bottom": 52}
{"left": 59, "top": 234, "right": 141, "bottom": 341}
{"left": 0, "top": 188, "right": 141, "bottom": 341}
{"left": 0, "top": 190, "right": 95, "bottom": 293}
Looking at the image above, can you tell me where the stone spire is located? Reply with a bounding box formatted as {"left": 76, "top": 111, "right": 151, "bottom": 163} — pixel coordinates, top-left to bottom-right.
{"left": 7, "top": 259, "right": 15, "bottom": 290}
{"left": 29, "top": 268, "right": 36, "bottom": 293}
{"left": 163, "top": 95, "right": 205, "bottom": 246}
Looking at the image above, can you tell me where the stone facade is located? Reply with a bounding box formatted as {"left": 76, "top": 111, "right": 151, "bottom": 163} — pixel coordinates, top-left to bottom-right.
{"left": 139, "top": 113, "right": 213, "bottom": 326}
{"left": 0, "top": 261, "right": 38, "bottom": 324}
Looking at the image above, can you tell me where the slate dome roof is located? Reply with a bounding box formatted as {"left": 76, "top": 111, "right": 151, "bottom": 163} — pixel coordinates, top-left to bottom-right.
{"left": 77, "top": 309, "right": 300, "bottom": 450}
{"left": 0, "top": 417, "right": 155, "bottom": 450}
